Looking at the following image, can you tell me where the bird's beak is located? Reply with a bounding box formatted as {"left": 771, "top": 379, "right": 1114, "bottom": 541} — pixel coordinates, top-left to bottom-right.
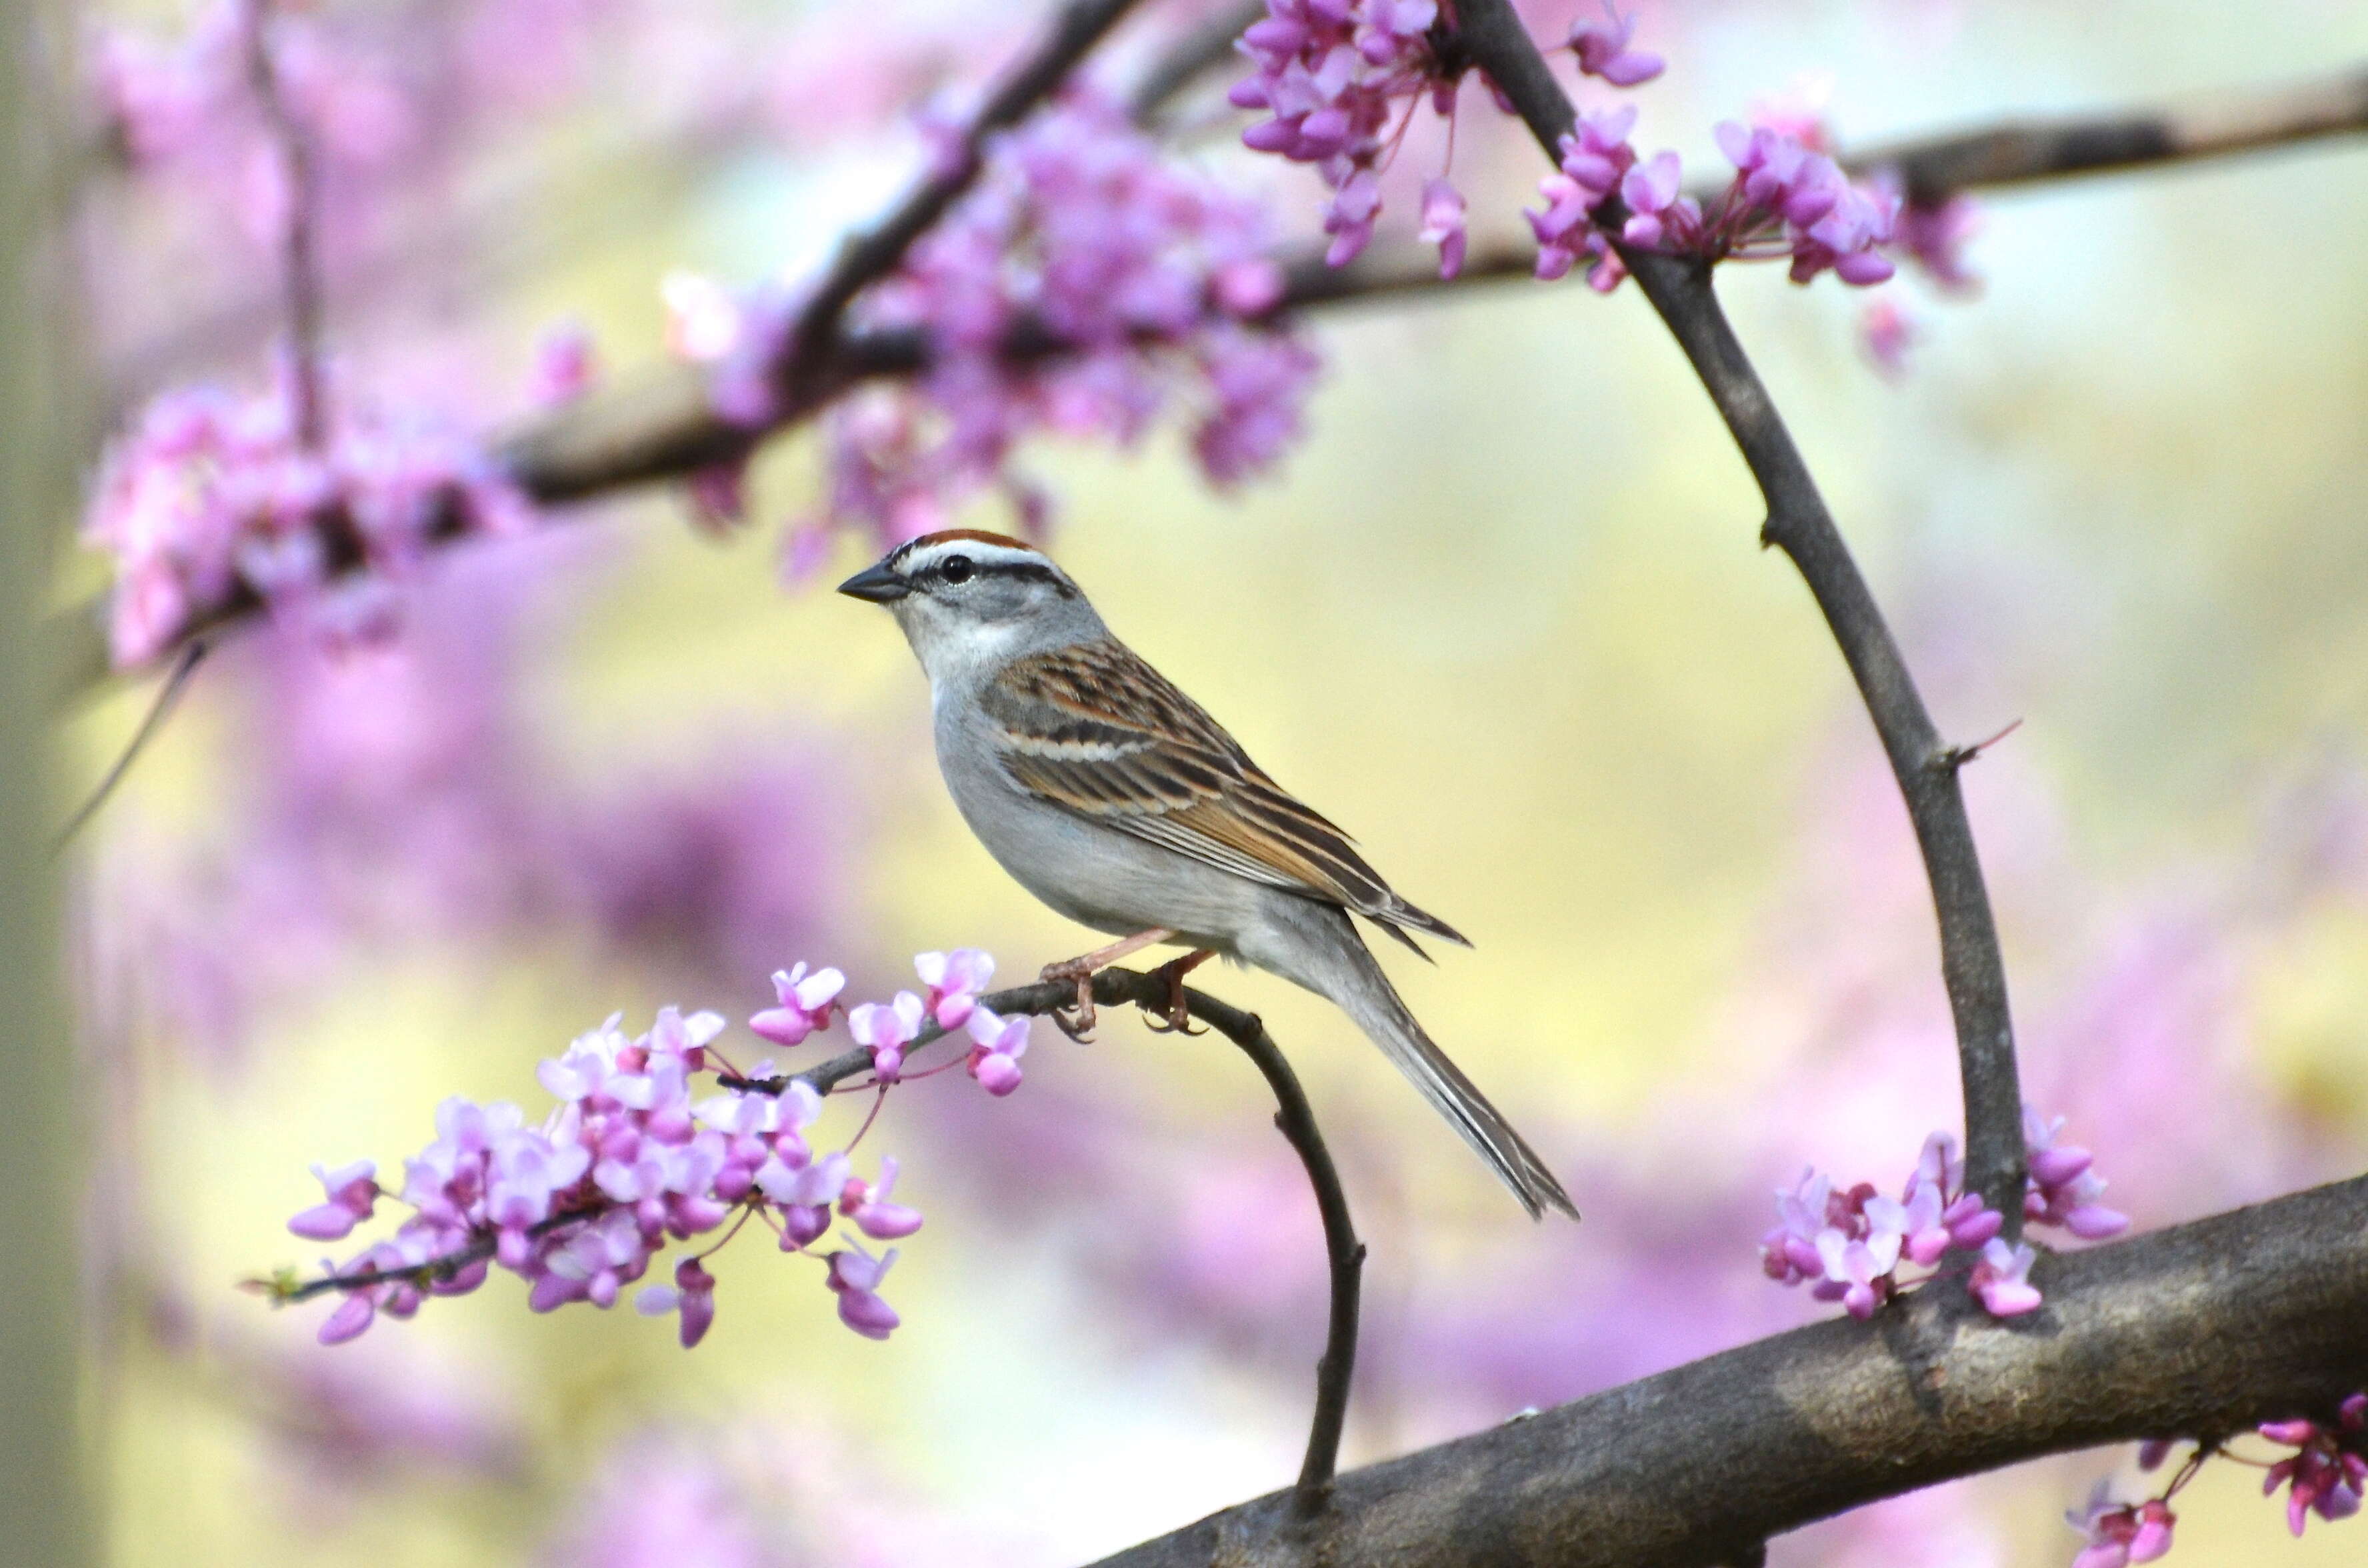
{"left": 837, "top": 563, "right": 910, "bottom": 603}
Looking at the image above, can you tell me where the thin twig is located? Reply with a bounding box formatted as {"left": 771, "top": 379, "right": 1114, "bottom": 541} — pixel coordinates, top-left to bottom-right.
{"left": 55, "top": 64, "right": 2368, "bottom": 697}
{"left": 749, "top": 969, "right": 1367, "bottom": 1497}
{"left": 772, "top": 0, "right": 1151, "bottom": 402}
{"left": 49, "top": 639, "right": 205, "bottom": 855}
{"left": 1127, "top": 0, "right": 1266, "bottom": 125}
{"left": 240, "top": 0, "right": 325, "bottom": 449}
{"left": 1447, "top": 0, "right": 2029, "bottom": 1224}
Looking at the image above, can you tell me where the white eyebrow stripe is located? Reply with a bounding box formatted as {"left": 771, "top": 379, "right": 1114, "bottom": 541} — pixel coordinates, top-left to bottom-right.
{"left": 896, "top": 539, "right": 1055, "bottom": 576}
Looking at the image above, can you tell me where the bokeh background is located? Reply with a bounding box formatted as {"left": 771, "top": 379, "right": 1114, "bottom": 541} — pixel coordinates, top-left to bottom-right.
{"left": 47, "top": 0, "right": 2368, "bottom": 1563}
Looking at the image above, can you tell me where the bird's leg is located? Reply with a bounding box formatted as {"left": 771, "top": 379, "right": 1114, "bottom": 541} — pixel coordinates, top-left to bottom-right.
{"left": 1040, "top": 928, "right": 1174, "bottom": 1040}
{"left": 1142, "top": 949, "right": 1215, "bottom": 1035}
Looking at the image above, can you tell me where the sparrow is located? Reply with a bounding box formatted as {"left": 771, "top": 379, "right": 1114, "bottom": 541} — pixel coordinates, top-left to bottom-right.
{"left": 839, "top": 529, "right": 1576, "bottom": 1221}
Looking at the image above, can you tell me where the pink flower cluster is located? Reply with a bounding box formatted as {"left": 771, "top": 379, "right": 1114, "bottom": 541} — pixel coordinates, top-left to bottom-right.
{"left": 668, "top": 91, "right": 1315, "bottom": 555}
{"left": 2067, "top": 1482, "right": 2176, "bottom": 1568}
{"left": 1529, "top": 114, "right": 1907, "bottom": 293}
{"left": 1227, "top": 0, "right": 1668, "bottom": 281}
{"left": 2261, "top": 1395, "right": 2368, "bottom": 1535}
{"left": 1229, "top": 0, "right": 1449, "bottom": 270}
{"left": 275, "top": 951, "right": 1029, "bottom": 1349}
{"left": 2023, "top": 1105, "right": 2132, "bottom": 1238}
{"left": 1761, "top": 1131, "right": 2011, "bottom": 1319}
{"left": 1761, "top": 1107, "right": 2131, "bottom": 1320}
{"left": 84, "top": 375, "right": 536, "bottom": 667}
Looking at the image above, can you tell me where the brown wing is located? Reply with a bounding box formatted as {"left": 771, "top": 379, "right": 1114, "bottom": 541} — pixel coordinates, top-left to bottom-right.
{"left": 979, "top": 641, "right": 1468, "bottom": 948}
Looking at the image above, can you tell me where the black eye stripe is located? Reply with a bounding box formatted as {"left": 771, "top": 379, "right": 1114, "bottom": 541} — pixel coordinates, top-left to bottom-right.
{"left": 903, "top": 555, "right": 1073, "bottom": 596}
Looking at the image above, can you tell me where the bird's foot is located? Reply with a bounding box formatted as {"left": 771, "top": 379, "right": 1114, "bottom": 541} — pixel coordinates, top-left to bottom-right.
{"left": 1040, "top": 959, "right": 1099, "bottom": 1041}
{"left": 1141, "top": 949, "right": 1214, "bottom": 1035}
{"left": 1038, "top": 928, "right": 1176, "bottom": 1043}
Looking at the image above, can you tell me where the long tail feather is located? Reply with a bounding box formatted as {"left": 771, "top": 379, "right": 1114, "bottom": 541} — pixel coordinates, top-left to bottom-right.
{"left": 1319, "top": 922, "right": 1577, "bottom": 1221}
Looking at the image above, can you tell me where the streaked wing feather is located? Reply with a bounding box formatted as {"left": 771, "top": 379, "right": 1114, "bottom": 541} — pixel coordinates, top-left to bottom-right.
{"left": 983, "top": 641, "right": 1469, "bottom": 945}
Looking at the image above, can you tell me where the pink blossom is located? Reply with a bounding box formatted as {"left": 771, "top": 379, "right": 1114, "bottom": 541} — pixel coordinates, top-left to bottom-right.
{"left": 2260, "top": 1395, "right": 2368, "bottom": 1536}
{"left": 964, "top": 1007, "right": 1031, "bottom": 1097}
{"left": 2067, "top": 1483, "right": 2176, "bottom": 1568}
{"left": 827, "top": 1243, "right": 901, "bottom": 1340}
{"left": 749, "top": 961, "right": 845, "bottom": 1047}
{"left": 749, "top": 91, "right": 1313, "bottom": 547}
{"left": 1528, "top": 109, "right": 1637, "bottom": 281}
{"left": 527, "top": 320, "right": 598, "bottom": 406}
{"left": 635, "top": 1256, "right": 718, "bottom": 1348}
{"left": 914, "top": 948, "right": 993, "bottom": 1029}
{"left": 1566, "top": 3, "right": 1664, "bottom": 87}
{"left": 289, "top": 1159, "right": 379, "bottom": 1241}
{"left": 1968, "top": 1237, "right": 2042, "bottom": 1317}
{"left": 83, "top": 375, "right": 535, "bottom": 667}
{"left": 839, "top": 1157, "right": 925, "bottom": 1240}
{"left": 278, "top": 980, "right": 987, "bottom": 1349}
{"left": 1418, "top": 177, "right": 1468, "bottom": 281}
{"left": 1618, "top": 149, "right": 1701, "bottom": 250}
{"left": 1761, "top": 1131, "right": 2008, "bottom": 1315}
{"left": 1893, "top": 190, "right": 1984, "bottom": 292}
{"left": 2024, "top": 1107, "right": 2130, "bottom": 1239}
{"left": 848, "top": 992, "right": 925, "bottom": 1083}
{"left": 1231, "top": 0, "right": 1446, "bottom": 267}
{"left": 1861, "top": 295, "right": 1915, "bottom": 377}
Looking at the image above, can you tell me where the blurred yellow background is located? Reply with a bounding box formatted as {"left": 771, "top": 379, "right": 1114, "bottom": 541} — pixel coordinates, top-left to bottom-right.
{"left": 60, "top": 0, "right": 2368, "bottom": 1563}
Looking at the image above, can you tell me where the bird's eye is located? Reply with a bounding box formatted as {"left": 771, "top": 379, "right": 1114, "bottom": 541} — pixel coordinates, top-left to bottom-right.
{"left": 939, "top": 555, "right": 975, "bottom": 585}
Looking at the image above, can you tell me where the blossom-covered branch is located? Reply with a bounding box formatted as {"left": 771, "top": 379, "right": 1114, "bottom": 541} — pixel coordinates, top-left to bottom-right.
{"left": 1447, "top": 0, "right": 2029, "bottom": 1225}
{"left": 261, "top": 959, "right": 1369, "bottom": 1496}
{"left": 1083, "top": 1173, "right": 2368, "bottom": 1568}
{"left": 51, "top": 63, "right": 2368, "bottom": 699}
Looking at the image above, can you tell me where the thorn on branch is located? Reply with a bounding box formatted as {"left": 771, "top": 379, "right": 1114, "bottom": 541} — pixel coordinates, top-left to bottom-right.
{"left": 1937, "top": 717, "right": 2024, "bottom": 773}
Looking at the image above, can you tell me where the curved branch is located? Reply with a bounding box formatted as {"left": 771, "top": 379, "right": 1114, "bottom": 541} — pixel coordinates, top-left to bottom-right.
{"left": 1087, "top": 1173, "right": 2368, "bottom": 1568}
{"left": 752, "top": 967, "right": 1366, "bottom": 1496}
{"left": 49, "top": 63, "right": 2368, "bottom": 701}
{"left": 1448, "top": 0, "right": 2028, "bottom": 1225}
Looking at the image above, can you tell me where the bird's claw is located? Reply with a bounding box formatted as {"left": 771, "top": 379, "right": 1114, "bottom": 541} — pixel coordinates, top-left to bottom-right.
{"left": 1141, "top": 961, "right": 1204, "bottom": 1035}
{"left": 1042, "top": 963, "right": 1097, "bottom": 1041}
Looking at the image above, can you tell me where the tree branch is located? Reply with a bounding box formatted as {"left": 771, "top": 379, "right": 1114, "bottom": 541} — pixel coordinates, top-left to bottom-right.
{"left": 1849, "top": 63, "right": 2368, "bottom": 203}
{"left": 50, "top": 63, "right": 2368, "bottom": 701}
{"left": 1084, "top": 1173, "right": 2368, "bottom": 1568}
{"left": 772, "top": 0, "right": 1151, "bottom": 401}
{"left": 1449, "top": 0, "right": 2029, "bottom": 1225}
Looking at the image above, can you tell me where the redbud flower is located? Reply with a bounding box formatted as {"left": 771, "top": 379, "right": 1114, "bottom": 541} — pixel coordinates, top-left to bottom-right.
{"left": 85, "top": 377, "right": 535, "bottom": 666}
{"left": 289, "top": 1159, "right": 379, "bottom": 1241}
{"left": 749, "top": 962, "right": 846, "bottom": 1047}
{"left": 2260, "top": 1395, "right": 2368, "bottom": 1535}
{"left": 527, "top": 321, "right": 597, "bottom": 406}
{"left": 1619, "top": 149, "right": 1700, "bottom": 250}
{"left": 635, "top": 1256, "right": 719, "bottom": 1348}
{"left": 1417, "top": 177, "right": 1468, "bottom": 281}
{"left": 827, "top": 1243, "right": 901, "bottom": 1340}
{"left": 1968, "top": 1237, "right": 2042, "bottom": 1317}
{"left": 848, "top": 993, "right": 925, "bottom": 1082}
{"left": 2067, "top": 1482, "right": 2176, "bottom": 1568}
{"left": 839, "top": 1157, "right": 924, "bottom": 1240}
{"left": 2024, "top": 1106, "right": 2130, "bottom": 1239}
{"left": 1861, "top": 295, "right": 1915, "bottom": 377}
{"left": 914, "top": 949, "right": 993, "bottom": 1029}
{"left": 1231, "top": 0, "right": 1448, "bottom": 267}
{"left": 1567, "top": 3, "right": 1664, "bottom": 87}
{"left": 964, "top": 1007, "right": 1031, "bottom": 1097}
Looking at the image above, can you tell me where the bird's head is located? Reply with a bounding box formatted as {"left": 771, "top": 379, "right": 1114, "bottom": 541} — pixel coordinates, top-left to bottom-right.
{"left": 838, "top": 530, "right": 1102, "bottom": 685}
